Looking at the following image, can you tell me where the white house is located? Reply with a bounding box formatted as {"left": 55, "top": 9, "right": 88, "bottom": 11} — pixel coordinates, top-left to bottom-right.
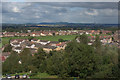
{"left": 38, "top": 40, "right": 50, "bottom": 45}
{"left": 10, "top": 42, "right": 20, "bottom": 47}
{"left": 13, "top": 47, "right": 22, "bottom": 53}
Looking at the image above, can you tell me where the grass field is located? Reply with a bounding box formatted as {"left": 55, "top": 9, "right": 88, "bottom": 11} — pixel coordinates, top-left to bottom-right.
{"left": 2, "top": 35, "right": 78, "bottom": 46}
{"left": 3, "top": 72, "right": 57, "bottom": 79}
{"left": 30, "top": 73, "right": 58, "bottom": 79}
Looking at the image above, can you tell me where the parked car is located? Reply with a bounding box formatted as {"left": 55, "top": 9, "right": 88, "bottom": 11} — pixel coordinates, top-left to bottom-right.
{"left": 6, "top": 75, "right": 11, "bottom": 79}
{"left": 22, "top": 75, "right": 27, "bottom": 79}
{"left": 15, "top": 75, "right": 20, "bottom": 79}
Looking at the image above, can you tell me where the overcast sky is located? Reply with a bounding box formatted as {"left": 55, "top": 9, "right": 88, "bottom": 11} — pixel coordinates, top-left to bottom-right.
{"left": 1, "top": 2, "right": 119, "bottom": 24}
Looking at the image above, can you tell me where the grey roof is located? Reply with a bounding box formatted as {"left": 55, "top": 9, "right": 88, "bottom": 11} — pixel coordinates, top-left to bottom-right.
{"left": 2, "top": 52, "right": 10, "bottom": 56}
{"left": 44, "top": 45, "right": 56, "bottom": 49}
{"left": 14, "top": 47, "right": 22, "bottom": 50}
{"left": 50, "top": 41, "right": 59, "bottom": 44}
{"left": 31, "top": 38, "right": 38, "bottom": 41}
{"left": 12, "top": 42, "right": 20, "bottom": 45}
{"left": 21, "top": 41, "right": 34, "bottom": 46}
{"left": 40, "top": 40, "right": 49, "bottom": 42}
{"left": 35, "top": 43, "right": 45, "bottom": 48}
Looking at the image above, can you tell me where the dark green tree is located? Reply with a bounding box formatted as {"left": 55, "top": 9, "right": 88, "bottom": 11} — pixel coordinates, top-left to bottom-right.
{"left": 93, "top": 35, "right": 102, "bottom": 54}
{"left": 75, "top": 34, "right": 89, "bottom": 45}
{"left": 3, "top": 51, "right": 21, "bottom": 74}
{"left": 19, "top": 48, "right": 33, "bottom": 72}
{"left": 28, "top": 36, "right": 34, "bottom": 41}
{"left": 3, "top": 44, "right": 12, "bottom": 52}
{"left": 58, "top": 38, "right": 64, "bottom": 42}
{"left": 32, "top": 48, "right": 47, "bottom": 72}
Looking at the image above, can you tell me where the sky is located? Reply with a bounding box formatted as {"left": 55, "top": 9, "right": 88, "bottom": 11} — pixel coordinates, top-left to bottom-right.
{"left": 1, "top": 2, "right": 119, "bottom": 24}
{"left": 2, "top": 0, "right": 120, "bottom": 2}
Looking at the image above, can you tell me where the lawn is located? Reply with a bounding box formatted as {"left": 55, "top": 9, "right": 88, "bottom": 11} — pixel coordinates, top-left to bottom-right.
{"left": 2, "top": 36, "right": 30, "bottom": 46}
{"left": 3, "top": 72, "right": 57, "bottom": 79}
{"left": 2, "top": 35, "right": 78, "bottom": 46}
{"left": 30, "top": 73, "right": 58, "bottom": 79}
{"left": 35, "top": 35, "right": 78, "bottom": 41}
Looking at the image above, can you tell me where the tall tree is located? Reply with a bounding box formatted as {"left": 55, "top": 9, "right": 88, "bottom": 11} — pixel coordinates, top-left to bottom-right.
{"left": 3, "top": 51, "right": 21, "bottom": 74}
{"left": 32, "top": 48, "right": 47, "bottom": 72}
{"left": 75, "top": 34, "right": 89, "bottom": 45}
{"left": 19, "top": 48, "right": 33, "bottom": 72}
{"left": 93, "top": 35, "right": 102, "bottom": 54}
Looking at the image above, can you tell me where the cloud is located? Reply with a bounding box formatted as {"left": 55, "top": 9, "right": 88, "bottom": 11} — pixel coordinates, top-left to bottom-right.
{"left": 37, "top": 2, "right": 118, "bottom": 9}
{"left": 12, "top": 7, "right": 21, "bottom": 12}
{"left": 85, "top": 9, "right": 98, "bottom": 16}
{"left": 2, "top": 0, "right": 120, "bottom": 2}
{"left": 2, "top": 2, "right": 118, "bottom": 24}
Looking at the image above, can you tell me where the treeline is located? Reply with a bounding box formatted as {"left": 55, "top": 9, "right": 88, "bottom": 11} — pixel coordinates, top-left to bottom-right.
{"left": 3, "top": 34, "right": 120, "bottom": 78}
{"left": 2, "top": 24, "right": 118, "bottom": 32}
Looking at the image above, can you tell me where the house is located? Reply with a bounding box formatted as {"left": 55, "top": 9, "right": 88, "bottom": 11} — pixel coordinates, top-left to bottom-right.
{"left": 21, "top": 41, "right": 35, "bottom": 48}
{"left": 29, "top": 48, "right": 38, "bottom": 54}
{"left": 48, "top": 41, "right": 60, "bottom": 47}
{"left": 31, "top": 38, "right": 39, "bottom": 43}
{"left": 34, "top": 43, "right": 45, "bottom": 49}
{"left": 55, "top": 42, "right": 67, "bottom": 50}
{"left": 13, "top": 47, "right": 22, "bottom": 53}
{"left": 39, "top": 40, "right": 50, "bottom": 45}
{"left": 10, "top": 42, "right": 20, "bottom": 47}
{"left": 2, "top": 56, "right": 6, "bottom": 62}
{"left": 3, "top": 32, "right": 16, "bottom": 37}
{"left": 43, "top": 46, "right": 56, "bottom": 53}
{"left": 30, "top": 32, "right": 41, "bottom": 37}
{"left": 2, "top": 52, "right": 11, "bottom": 62}
{"left": 41, "top": 31, "right": 50, "bottom": 36}
{"left": 88, "top": 42, "right": 93, "bottom": 45}
{"left": 10, "top": 39, "right": 28, "bottom": 44}
{"left": 15, "top": 33, "right": 29, "bottom": 37}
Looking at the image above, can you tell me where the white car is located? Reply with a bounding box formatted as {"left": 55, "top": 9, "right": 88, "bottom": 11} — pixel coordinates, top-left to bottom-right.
{"left": 22, "top": 75, "right": 27, "bottom": 79}
{"left": 6, "top": 75, "right": 12, "bottom": 79}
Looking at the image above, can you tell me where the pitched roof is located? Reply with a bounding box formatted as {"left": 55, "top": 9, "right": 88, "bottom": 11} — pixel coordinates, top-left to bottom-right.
{"left": 2, "top": 52, "right": 11, "bottom": 56}
{"left": 35, "top": 43, "right": 45, "bottom": 48}
{"left": 40, "top": 40, "right": 49, "bottom": 42}
{"left": 44, "top": 45, "right": 56, "bottom": 49}
{"left": 49, "top": 41, "right": 59, "bottom": 44}
{"left": 14, "top": 47, "right": 22, "bottom": 50}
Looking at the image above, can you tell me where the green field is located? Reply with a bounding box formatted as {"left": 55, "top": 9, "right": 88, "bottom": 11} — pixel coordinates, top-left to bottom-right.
{"left": 2, "top": 35, "right": 78, "bottom": 46}
{"left": 30, "top": 73, "right": 58, "bottom": 79}
{"left": 3, "top": 72, "right": 57, "bottom": 79}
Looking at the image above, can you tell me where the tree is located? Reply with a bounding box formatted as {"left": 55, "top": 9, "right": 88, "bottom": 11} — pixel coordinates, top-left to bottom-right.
{"left": 28, "top": 37, "right": 34, "bottom": 41}
{"left": 52, "top": 33, "right": 55, "bottom": 36}
{"left": 3, "top": 51, "right": 21, "bottom": 74}
{"left": 45, "top": 39, "right": 97, "bottom": 78}
{"left": 93, "top": 35, "right": 102, "bottom": 54}
{"left": 75, "top": 34, "right": 89, "bottom": 45}
{"left": 19, "top": 48, "right": 33, "bottom": 72}
{"left": 58, "top": 38, "right": 65, "bottom": 42}
{"left": 32, "top": 48, "right": 47, "bottom": 72}
{"left": 65, "top": 41, "right": 96, "bottom": 78}
{"left": 100, "top": 31, "right": 102, "bottom": 34}
{"left": 3, "top": 44, "right": 12, "bottom": 52}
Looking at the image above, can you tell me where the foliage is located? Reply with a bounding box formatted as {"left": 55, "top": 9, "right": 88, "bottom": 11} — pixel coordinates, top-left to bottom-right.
{"left": 58, "top": 38, "right": 65, "bottom": 42}
{"left": 3, "top": 44, "right": 12, "bottom": 52}
{"left": 28, "top": 36, "right": 34, "bottom": 41}
{"left": 19, "top": 48, "right": 33, "bottom": 72}
{"left": 76, "top": 34, "right": 89, "bottom": 44}
{"left": 3, "top": 51, "right": 21, "bottom": 74}
{"left": 2, "top": 34, "right": 119, "bottom": 78}
{"left": 32, "top": 48, "right": 47, "bottom": 72}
